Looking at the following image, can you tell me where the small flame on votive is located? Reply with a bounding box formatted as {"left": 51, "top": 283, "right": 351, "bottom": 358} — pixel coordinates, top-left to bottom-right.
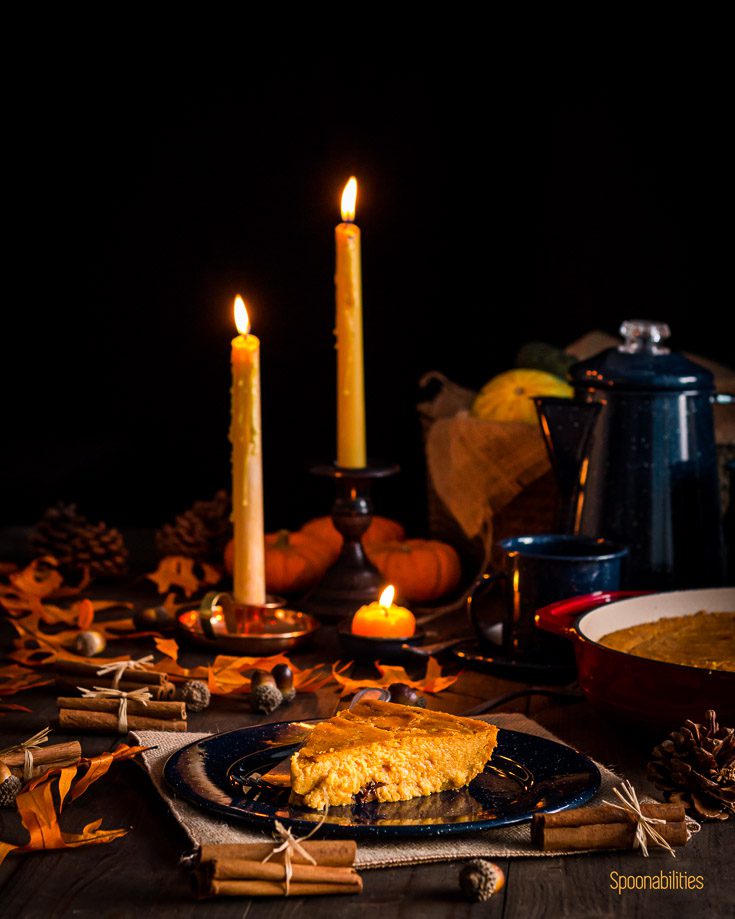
{"left": 379, "top": 585, "right": 395, "bottom": 608}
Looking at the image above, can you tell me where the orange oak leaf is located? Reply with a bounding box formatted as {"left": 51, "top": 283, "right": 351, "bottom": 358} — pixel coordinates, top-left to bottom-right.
{"left": 0, "top": 744, "right": 146, "bottom": 865}
{"left": 0, "top": 663, "right": 54, "bottom": 696}
{"left": 330, "top": 658, "right": 460, "bottom": 697}
{"left": 149, "top": 637, "right": 208, "bottom": 682}
{"left": 4, "top": 557, "right": 91, "bottom": 601}
{"left": 9, "top": 558, "right": 64, "bottom": 599}
{"left": 145, "top": 556, "right": 220, "bottom": 598}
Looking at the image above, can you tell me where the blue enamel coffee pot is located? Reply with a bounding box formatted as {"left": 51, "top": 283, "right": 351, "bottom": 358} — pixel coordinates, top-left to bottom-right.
{"left": 535, "top": 319, "right": 733, "bottom": 589}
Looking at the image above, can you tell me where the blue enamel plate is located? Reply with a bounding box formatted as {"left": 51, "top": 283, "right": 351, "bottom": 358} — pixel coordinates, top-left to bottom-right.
{"left": 163, "top": 721, "right": 601, "bottom": 839}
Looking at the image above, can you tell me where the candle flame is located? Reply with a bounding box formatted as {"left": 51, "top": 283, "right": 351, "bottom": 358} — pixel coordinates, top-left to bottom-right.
{"left": 341, "top": 177, "right": 358, "bottom": 222}
{"left": 379, "top": 585, "right": 395, "bottom": 608}
{"left": 234, "top": 295, "right": 250, "bottom": 336}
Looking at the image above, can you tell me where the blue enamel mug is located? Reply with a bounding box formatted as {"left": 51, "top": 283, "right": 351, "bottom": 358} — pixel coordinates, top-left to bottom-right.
{"left": 468, "top": 534, "right": 629, "bottom": 664}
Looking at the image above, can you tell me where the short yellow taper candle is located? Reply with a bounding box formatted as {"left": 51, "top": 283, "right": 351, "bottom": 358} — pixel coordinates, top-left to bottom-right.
{"left": 230, "top": 295, "right": 266, "bottom": 606}
{"left": 335, "top": 176, "right": 367, "bottom": 468}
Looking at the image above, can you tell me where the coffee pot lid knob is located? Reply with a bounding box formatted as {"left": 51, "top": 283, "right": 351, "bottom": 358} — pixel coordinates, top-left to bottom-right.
{"left": 618, "top": 319, "right": 671, "bottom": 354}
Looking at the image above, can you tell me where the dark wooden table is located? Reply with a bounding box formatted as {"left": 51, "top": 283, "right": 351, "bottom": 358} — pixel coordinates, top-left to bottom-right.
{"left": 1, "top": 579, "right": 733, "bottom": 918}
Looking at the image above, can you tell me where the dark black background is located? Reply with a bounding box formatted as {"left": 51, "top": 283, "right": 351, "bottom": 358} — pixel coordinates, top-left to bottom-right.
{"left": 2, "top": 45, "right": 731, "bottom": 535}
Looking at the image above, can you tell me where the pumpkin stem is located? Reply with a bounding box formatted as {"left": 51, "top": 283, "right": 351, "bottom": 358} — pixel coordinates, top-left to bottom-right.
{"left": 274, "top": 529, "right": 292, "bottom": 549}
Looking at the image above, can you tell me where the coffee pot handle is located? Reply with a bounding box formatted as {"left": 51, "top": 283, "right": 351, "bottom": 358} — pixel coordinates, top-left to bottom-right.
{"left": 713, "top": 393, "right": 735, "bottom": 404}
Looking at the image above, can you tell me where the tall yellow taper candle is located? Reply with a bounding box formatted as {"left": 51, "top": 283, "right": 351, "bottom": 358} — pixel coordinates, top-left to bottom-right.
{"left": 230, "top": 295, "right": 266, "bottom": 605}
{"left": 335, "top": 176, "right": 367, "bottom": 468}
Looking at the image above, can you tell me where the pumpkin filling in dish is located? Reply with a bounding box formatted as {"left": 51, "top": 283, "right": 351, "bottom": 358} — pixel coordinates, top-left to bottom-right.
{"left": 598, "top": 610, "right": 735, "bottom": 672}
{"left": 289, "top": 699, "right": 498, "bottom": 810}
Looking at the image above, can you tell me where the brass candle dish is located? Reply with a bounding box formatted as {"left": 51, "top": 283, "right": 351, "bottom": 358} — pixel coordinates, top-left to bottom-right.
{"left": 175, "top": 592, "right": 319, "bottom": 655}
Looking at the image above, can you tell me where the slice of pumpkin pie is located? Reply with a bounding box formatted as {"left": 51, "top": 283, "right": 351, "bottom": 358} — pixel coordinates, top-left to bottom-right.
{"left": 290, "top": 699, "right": 498, "bottom": 810}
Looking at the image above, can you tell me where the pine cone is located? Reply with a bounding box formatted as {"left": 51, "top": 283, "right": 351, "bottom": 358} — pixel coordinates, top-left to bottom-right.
{"left": 29, "top": 504, "right": 128, "bottom": 577}
{"left": 648, "top": 709, "right": 735, "bottom": 820}
{"left": 156, "top": 491, "right": 232, "bottom": 563}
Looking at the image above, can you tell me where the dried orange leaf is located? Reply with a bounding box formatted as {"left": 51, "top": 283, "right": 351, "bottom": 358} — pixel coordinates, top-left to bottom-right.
{"left": 0, "top": 744, "right": 146, "bottom": 866}
{"left": 0, "top": 841, "right": 17, "bottom": 863}
{"left": 9, "top": 558, "right": 64, "bottom": 599}
{"left": 0, "top": 663, "right": 54, "bottom": 696}
{"left": 18, "top": 781, "right": 65, "bottom": 850}
{"left": 145, "top": 556, "right": 220, "bottom": 598}
{"left": 4, "top": 557, "right": 90, "bottom": 601}
{"left": 69, "top": 753, "right": 115, "bottom": 801}
{"left": 70, "top": 744, "right": 147, "bottom": 801}
{"left": 0, "top": 702, "right": 32, "bottom": 713}
{"left": 330, "top": 657, "right": 461, "bottom": 697}
{"left": 57, "top": 764, "right": 77, "bottom": 811}
{"left": 150, "top": 637, "right": 208, "bottom": 681}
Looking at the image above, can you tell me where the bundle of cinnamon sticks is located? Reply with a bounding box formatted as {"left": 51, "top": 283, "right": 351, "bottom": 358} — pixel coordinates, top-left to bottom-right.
{"left": 57, "top": 696, "right": 187, "bottom": 733}
{"left": 192, "top": 841, "right": 362, "bottom": 898}
{"left": 51, "top": 660, "right": 175, "bottom": 699}
{"left": 0, "top": 740, "right": 82, "bottom": 778}
{"left": 531, "top": 802, "right": 688, "bottom": 852}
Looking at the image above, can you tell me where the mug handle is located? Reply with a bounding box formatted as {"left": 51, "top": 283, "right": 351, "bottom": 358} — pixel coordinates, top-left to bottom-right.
{"left": 466, "top": 571, "right": 506, "bottom": 636}
{"left": 535, "top": 590, "right": 646, "bottom": 639}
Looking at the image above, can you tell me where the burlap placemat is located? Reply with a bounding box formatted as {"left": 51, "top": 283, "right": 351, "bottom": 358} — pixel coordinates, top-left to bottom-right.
{"left": 132, "top": 713, "right": 624, "bottom": 868}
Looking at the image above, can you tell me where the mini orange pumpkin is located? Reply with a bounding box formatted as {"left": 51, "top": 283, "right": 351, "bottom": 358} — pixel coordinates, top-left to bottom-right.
{"left": 264, "top": 530, "right": 335, "bottom": 594}
{"left": 366, "top": 539, "right": 462, "bottom": 603}
{"left": 224, "top": 531, "right": 336, "bottom": 593}
{"left": 300, "top": 515, "right": 405, "bottom": 555}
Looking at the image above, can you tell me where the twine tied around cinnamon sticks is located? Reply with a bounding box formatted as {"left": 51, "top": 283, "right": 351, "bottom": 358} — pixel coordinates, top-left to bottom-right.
{"left": 0, "top": 727, "right": 51, "bottom": 781}
{"left": 78, "top": 686, "right": 152, "bottom": 734}
{"left": 531, "top": 782, "right": 701, "bottom": 855}
{"left": 602, "top": 780, "right": 700, "bottom": 857}
{"left": 96, "top": 655, "right": 155, "bottom": 689}
{"left": 262, "top": 813, "right": 328, "bottom": 897}
{"left": 189, "top": 834, "right": 361, "bottom": 898}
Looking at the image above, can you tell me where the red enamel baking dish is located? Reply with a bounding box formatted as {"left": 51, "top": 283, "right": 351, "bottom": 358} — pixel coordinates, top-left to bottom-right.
{"left": 535, "top": 587, "right": 735, "bottom": 730}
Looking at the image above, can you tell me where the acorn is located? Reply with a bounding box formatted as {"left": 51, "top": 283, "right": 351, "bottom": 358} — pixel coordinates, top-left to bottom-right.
{"left": 178, "top": 680, "right": 211, "bottom": 712}
{"left": 250, "top": 670, "right": 277, "bottom": 691}
{"left": 251, "top": 683, "right": 283, "bottom": 715}
{"left": 388, "top": 683, "right": 426, "bottom": 708}
{"left": 134, "top": 605, "right": 175, "bottom": 631}
{"left": 74, "top": 630, "right": 107, "bottom": 657}
{"left": 271, "top": 664, "right": 295, "bottom": 703}
{"left": 459, "top": 859, "right": 505, "bottom": 902}
{"left": 0, "top": 762, "right": 22, "bottom": 808}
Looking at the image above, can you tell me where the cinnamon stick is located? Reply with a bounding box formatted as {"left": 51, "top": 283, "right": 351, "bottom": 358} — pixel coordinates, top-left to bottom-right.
{"left": 58, "top": 709, "right": 187, "bottom": 733}
{"left": 55, "top": 677, "right": 176, "bottom": 700}
{"left": 197, "top": 841, "right": 357, "bottom": 868}
{"left": 1, "top": 741, "right": 81, "bottom": 777}
{"left": 209, "top": 859, "right": 360, "bottom": 885}
{"left": 203, "top": 879, "right": 362, "bottom": 898}
{"left": 0, "top": 740, "right": 82, "bottom": 769}
{"left": 539, "top": 803, "right": 685, "bottom": 827}
{"left": 57, "top": 697, "right": 185, "bottom": 721}
{"left": 532, "top": 803, "right": 689, "bottom": 852}
{"left": 53, "top": 659, "right": 168, "bottom": 685}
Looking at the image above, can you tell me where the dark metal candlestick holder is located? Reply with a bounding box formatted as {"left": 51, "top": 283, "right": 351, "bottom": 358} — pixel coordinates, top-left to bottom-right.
{"left": 302, "top": 461, "right": 399, "bottom": 621}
